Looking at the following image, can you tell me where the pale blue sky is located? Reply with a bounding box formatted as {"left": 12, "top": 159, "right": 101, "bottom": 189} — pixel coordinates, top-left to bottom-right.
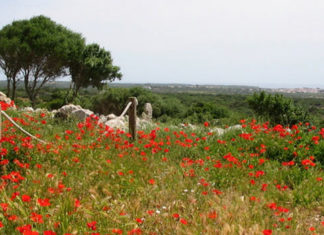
{"left": 1, "top": 0, "right": 324, "bottom": 88}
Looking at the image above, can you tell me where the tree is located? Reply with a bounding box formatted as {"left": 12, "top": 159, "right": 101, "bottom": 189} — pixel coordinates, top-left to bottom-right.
{"left": 68, "top": 43, "right": 122, "bottom": 100}
{"left": 0, "top": 21, "right": 23, "bottom": 99}
{"left": 247, "top": 91, "right": 310, "bottom": 125}
{"left": 0, "top": 15, "right": 85, "bottom": 106}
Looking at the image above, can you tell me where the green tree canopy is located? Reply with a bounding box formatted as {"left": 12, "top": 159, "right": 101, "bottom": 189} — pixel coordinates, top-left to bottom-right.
{"left": 68, "top": 43, "right": 122, "bottom": 100}
{"left": 247, "top": 91, "right": 310, "bottom": 126}
{"left": 0, "top": 15, "right": 85, "bottom": 106}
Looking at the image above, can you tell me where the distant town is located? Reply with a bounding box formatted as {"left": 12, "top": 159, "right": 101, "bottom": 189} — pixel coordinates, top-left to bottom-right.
{"left": 1, "top": 80, "right": 324, "bottom": 95}
{"left": 268, "top": 87, "right": 324, "bottom": 94}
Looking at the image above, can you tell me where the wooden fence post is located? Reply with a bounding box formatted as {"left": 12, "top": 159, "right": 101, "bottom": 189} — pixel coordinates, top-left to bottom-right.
{"left": 128, "top": 97, "right": 138, "bottom": 141}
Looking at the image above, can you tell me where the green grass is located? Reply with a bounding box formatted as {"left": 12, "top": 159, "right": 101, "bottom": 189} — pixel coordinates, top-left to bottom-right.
{"left": 0, "top": 110, "right": 324, "bottom": 234}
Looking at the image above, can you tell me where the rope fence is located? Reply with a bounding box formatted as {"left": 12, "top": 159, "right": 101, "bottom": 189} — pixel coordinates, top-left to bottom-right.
{"left": 119, "top": 101, "right": 132, "bottom": 118}
{"left": 0, "top": 96, "right": 139, "bottom": 145}
{"left": 0, "top": 110, "right": 47, "bottom": 144}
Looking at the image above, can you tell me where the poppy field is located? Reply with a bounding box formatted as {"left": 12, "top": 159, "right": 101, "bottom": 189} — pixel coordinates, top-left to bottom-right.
{"left": 1, "top": 106, "right": 324, "bottom": 235}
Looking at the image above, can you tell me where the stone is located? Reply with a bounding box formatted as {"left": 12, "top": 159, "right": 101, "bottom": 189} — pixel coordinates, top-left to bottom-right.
{"left": 142, "top": 103, "right": 153, "bottom": 120}
{"left": 107, "top": 113, "right": 117, "bottom": 120}
{"left": 227, "top": 125, "right": 242, "bottom": 131}
{"left": 105, "top": 118, "right": 126, "bottom": 130}
{"left": 21, "top": 107, "right": 34, "bottom": 112}
{"left": 0, "top": 92, "right": 16, "bottom": 109}
{"left": 211, "top": 127, "right": 225, "bottom": 136}
{"left": 0, "top": 92, "right": 11, "bottom": 104}
{"left": 35, "top": 108, "right": 48, "bottom": 113}
{"left": 71, "top": 109, "right": 94, "bottom": 121}
{"left": 57, "top": 104, "right": 81, "bottom": 115}
{"left": 54, "top": 111, "right": 68, "bottom": 120}
{"left": 50, "top": 110, "right": 58, "bottom": 118}
{"left": 99, "top": 115, "right": 107, "bottom": 124}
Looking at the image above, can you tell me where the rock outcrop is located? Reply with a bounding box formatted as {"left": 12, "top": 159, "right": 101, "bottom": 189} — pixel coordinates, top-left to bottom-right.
{"left": 0, "top": 92, "right": 16, "bottom": 109}
{"left": 0, "top": 92, "right": 12, "bottom": 104}
{"left": 71, "top": 109, "right": 94, "bottom": 121}
{"left": 142, "top": 103, "right": 153, "bottom": 121}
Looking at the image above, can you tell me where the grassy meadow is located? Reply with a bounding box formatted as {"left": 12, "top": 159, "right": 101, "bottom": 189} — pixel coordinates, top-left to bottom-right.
{"left": 0, "top": 104, "right": 324, "bottom": 234}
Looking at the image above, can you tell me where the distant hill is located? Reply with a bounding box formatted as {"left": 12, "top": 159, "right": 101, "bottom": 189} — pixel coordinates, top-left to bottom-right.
{"left": 1, "top": 80, "right": 323, "bottom": 97}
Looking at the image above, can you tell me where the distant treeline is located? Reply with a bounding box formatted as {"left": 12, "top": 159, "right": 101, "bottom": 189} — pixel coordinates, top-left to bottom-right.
{"left": 6, "top": 85, "right": 324, "bottom": 127}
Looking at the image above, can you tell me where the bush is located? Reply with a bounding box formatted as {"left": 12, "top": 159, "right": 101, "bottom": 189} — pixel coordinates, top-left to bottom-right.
{"left": 247, "top": 91, "right": 310, "bottom": 126}
{"left": 184, "top": 102, "right": 229, "bottom": 123}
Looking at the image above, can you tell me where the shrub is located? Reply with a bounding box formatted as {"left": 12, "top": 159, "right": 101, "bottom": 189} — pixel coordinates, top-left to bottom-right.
{"left": 247, "top": 91, "right": 310, "bottom": 126}
{"left": 184, "top": 102, "right": 229, "bottom": 123}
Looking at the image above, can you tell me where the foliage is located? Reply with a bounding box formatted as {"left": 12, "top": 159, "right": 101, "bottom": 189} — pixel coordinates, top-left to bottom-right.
{"left": 247, "top": 91, "right": 310, "bottom": 126}
{"left": 0, "top": 15, "right": 85, "bottom": 106}
{"left": 90, "top": 87, "right": 231, "bottom": 123}
{"left": 68, "top": 43, "right": 122, "bottom": 100}
{"left": 185, "top": 101, "right": 229, "bottom": 123}
{"left": 0, "top": 16, "right": 121, "bottom": 106}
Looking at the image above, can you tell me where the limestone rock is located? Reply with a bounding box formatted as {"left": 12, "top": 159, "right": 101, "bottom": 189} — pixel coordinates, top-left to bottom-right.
{"left": 227, "top": 124, "right": 242, "bottom": 131}
{"left": 105, "top": 118, "right": 126, "bottom": 130}
{"left": 107, "top": 113, "right": 117, "bottom": 120}
{"left": 99, "top": 115, "right": 107, "bottom": 124}
{"left": 35, "top": 108, "right": 48, "bottom": 113}
{"left": 0, "top": 92, "right": 12, "bottom": 104}
{"left": 21, "top": 107, "right": 34, "bottom": 112}
{"left": 57, "top": 104, "right": 82, "bottom": 115}
{"left": 211, "top": 127, "right": 225, "bottom": 136}
{"left": 0, "top": 92, "right": 16, "bottom": 109}
{"left": 142, "top": 103, "right": 153, "bottom": 120}
{"left": 71, "top": 109, "right": 94, "bottom": 121}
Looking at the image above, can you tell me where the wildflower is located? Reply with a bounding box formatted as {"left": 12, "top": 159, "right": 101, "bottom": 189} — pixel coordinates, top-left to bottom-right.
{"left": 128, "top": 228, "right": 142, "bottom": 234}
{"left": 173, "top": 213, "right": 180, "bottom": 218}
{"left": 11, "top": 191, "right": 20, "bottom": 201}
{"left": 309, "top": 227, "right": 315, "bottom": 231}
{"left": 74, "top": 199, "right": 81, "bottom": 208}
{"left": 267, "top": 202, "right": 277, "bottom": 210}
{"left": 8, "top": 215, "right": 18, "bottom": 221}
{"left": 37, "top": 198, "right": 51, "bottom": 207}
{"left": 148, "top": 179, "right": 155, "bottom": 185}
{"left": 44, "top": 232, "right": 56, "bottom": 235}
{"left": 30, "top": 212, "right": 43, "bottom": 223}
{"left": 16, "top": 224, "right": 32, "bottom": 233}
{"left": 136, "top": 218, "right": 143, "bottom": 223}
{"left": 112, "top": 228, "right": 123, "bottom": 234}
{"left": 180, "top": 218, "right": 188, "bottom": 225}
{"left": 145, "top": 210, "right": 153, "bottom": 216}
{"left": 263, "top": 230, "right": 272, "bottom": 235}
{"left": 208, "top": 211, "right": 217, "bottom": 219}
{"left": 261, "top": 184, "right": 268, "bottom": 191}
{"left": 87, "top": 221, "right": 97, "bottom": 231}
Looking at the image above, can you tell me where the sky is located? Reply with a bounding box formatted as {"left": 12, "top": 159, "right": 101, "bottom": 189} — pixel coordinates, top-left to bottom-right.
{"left": 1, "top": 0, "right": 324, "bottom": 88}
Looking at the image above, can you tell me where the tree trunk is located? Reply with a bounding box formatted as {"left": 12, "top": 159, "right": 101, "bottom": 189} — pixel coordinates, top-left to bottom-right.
{"left": 30, "top": 96, "right": 36, "bottom": 108}
{"left": 70, "top": 81, "right": 81, "bottom": 102}
{"left": 6, "top": 78, "right": 11, "bottom": 98}
{"left": 24, "top": 70, "right": 34, "bottom": 107}
{"left": 11, "top": 79, "right": 17, "bottom": 101}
